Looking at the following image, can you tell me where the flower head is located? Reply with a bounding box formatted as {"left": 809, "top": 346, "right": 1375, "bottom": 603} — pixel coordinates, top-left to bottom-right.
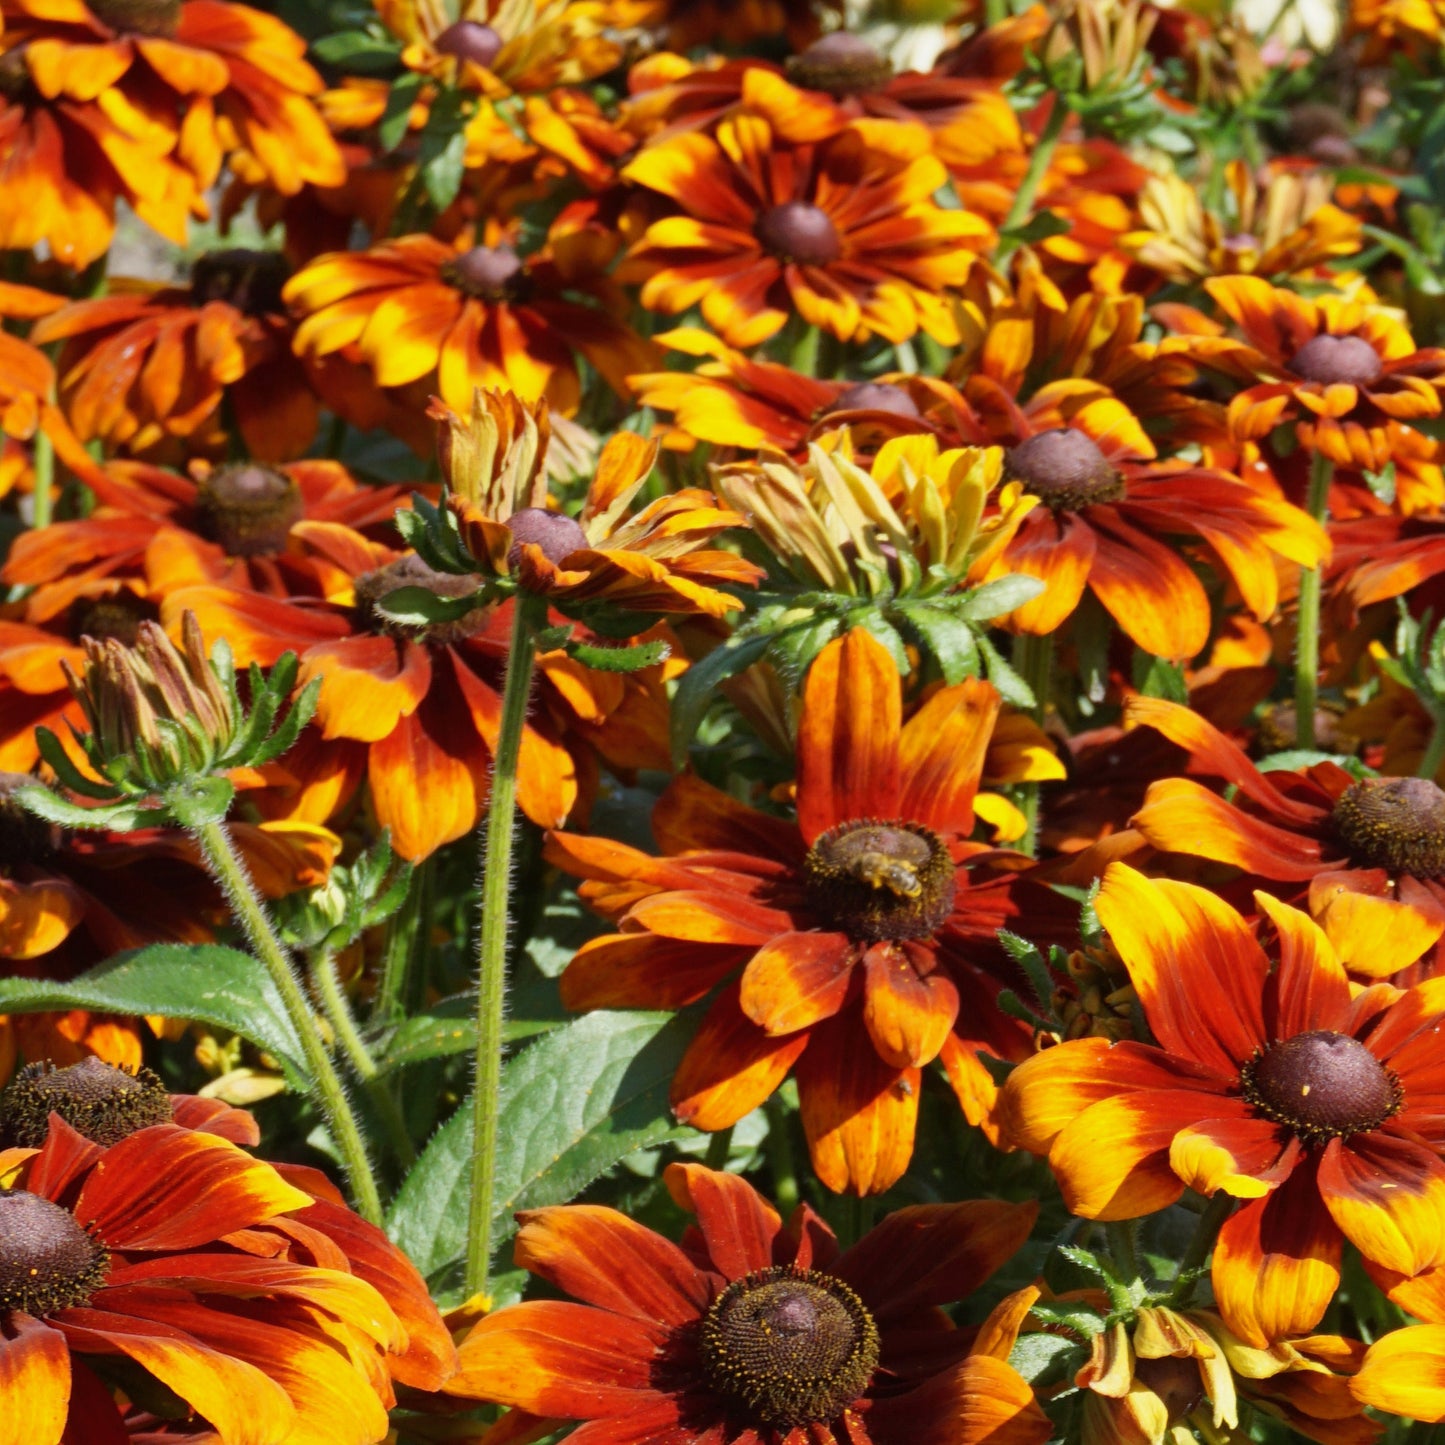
{"left": 445, "top": 1161, "right": 1047, "bottom": 1445}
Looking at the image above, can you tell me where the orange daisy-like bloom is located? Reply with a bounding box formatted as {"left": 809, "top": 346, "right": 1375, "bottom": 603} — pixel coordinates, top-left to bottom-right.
{"left": 621, "top": 115, "right": 990, "bottom": 349}
{"left": 1001, "top": 861, "right": 1445, "bottom": 1348}
{"left": 30, "top": 250, "right": 319, "bottom": 463}
{"left": 0, "top": 322, "right": 104, "bottom": 488}
{"left": 1117, "top": 694, "right": 1445, "bottom": 978}
{"left": 0, "top": 0, "right": 345, "bottom": 217}
{"left": 547, "top": 628, "right": 1074, "bottom": 1195}
{"left": 285, "top": 221, "right": 657, "bottom": 416}
{"left": 446, "top": 1161, "right": 1048, "bottom": 1445}
{"left": 1164, "top": 276, "right": 1445, "bottom": 471}
{"left": 0, "top": 1096, "right": 449, "bottom": 1441}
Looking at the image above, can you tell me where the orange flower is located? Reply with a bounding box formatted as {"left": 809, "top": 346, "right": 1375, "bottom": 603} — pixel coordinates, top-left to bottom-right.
{"left": 1166, "top": 276, "right": 1445, "bottom": 471}
{"left": 0, "top": 327, "right": 105, "bottom": 486}
{"left": 547, "top": 628, "right": 1075, "bottom": 1195}
{"left": 446, "top": 1161, "right": 1048, "bottom": 1445}
{"left": 0, "top": 0, "right": 345, "bottom": 212}
{"left": 285, "top": 220, "right": 657, "bottom": 416}
{"left": 1001, "top": 862, "right": 1445, "bottom": 1347}
{"left": 0, "top": 1104, "right": 441, "bottom": 1440}
{"left": 622, "top": 115, "right": 990, "bottom": 348}
{"left": 31, "top": 251, "right": 319, "bottom": 463}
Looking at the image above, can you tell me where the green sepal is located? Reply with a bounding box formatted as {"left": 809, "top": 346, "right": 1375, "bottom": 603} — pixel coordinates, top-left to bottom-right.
{"left": 34, "top": 727, "right": 119, "bottom": 800}
{"left": 17, "top": 785, "right": 151, "bottom": 832}
{"left": 998, "top": 928, "right": 1058, "bottom": 1015}
{"left": 162, "top": 776, "right": 236, "bottom": 829}
{"left": 975, "top": 633, "right": 1035, "bottom": 709}
{"left": 371, "top": 584, "right": 488, "bottom": 629}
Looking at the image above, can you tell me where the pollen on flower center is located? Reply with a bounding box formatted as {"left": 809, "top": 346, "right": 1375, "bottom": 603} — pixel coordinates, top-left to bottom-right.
{"left": 756, "top": 203, "right": 843, "bottom": 267}
{"left": 434, "top": 19, "right": 505, "bottom": 68}
{"left": 194, "top": 463, "right": 304, "bottom": 558}
{"left": 0, "top": 1190, "right": 109, "bottom": 1316}
{"left": 85, "top": 0, "right": 180, "bottom": 37}
{"left": 785, "top": 32, "right": 893, "bottom": 96}
{"left": 1004, "top": 429, "right": 1125, "bottom": 510}
{"left": 699, "top": 1266, "right": 880, "bottom": 1427}
{"left": 0, "top": 772, "right": 60, "bottom": 871}
{"left": 1240, "top": 1030, "right": 1401, "bottom": 1146}
{"left": 1331, "top": 776, "right": 1445, "bottom": 878}
{"left": 804, "top": 818, "right": 955, "bottom": 941}
{"left": 443, "top": 245, "right": 530, "bottom": 303}
{"left": 1, "top": 1058, "right": 173, "bottom": 1149}
{"left": 1288, "top": 334, "right": 1384, "bottom": 387}
{"left": 190, "top": 249, "right": 292, "bottom": 318}
{"left": 823, "top": 382, "right": 921, "bottom": 420}
{"left": 354, "top": 554, "right": 492, "bottom": 646}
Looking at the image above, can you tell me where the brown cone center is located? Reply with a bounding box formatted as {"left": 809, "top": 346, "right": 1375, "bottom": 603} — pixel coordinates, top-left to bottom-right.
{"left": 1331, "top": 776, "right": 1445, "bottom": 879}
{"left": 190, "top": 249, "right": 291, "bottom": 317}
{"left": 354, "top": 554, "right": 491, "bottom": 646}
{"left": 434, "top": 19, "right": 504, "bottom": 68}
{"left": 444, "top": 245, "right": 528, "bottom": 302}
{"left": 1242, "top": 1030, "right": 1400, "bottom": 1145}
{"left": 804, "top": 818, "right": 955, "bottom": 941}
{"left": 756, "top": 203, "right": 842, "bottom": 266}
{"left": 195, "top": 463, "right": 304, "bottom": 558}
{"left": 1, "top": 1058, "right": 173, "bottom": 1149}
{"left": 786, "top": 32, "right": 893, "bottom": 96}
{"left": 86, "top": 0, "right": 180, "bottom": 35}
{"left": 699, "top": 1267, "right": 880, "bottom": 1427}
{"left": 1005, "top": 429, "right": 1124, "bottom": 510}
{"left": 1288, "top": 334, "right": 1383, "bottom": 387}
{"left": 824, "top": 382, "right": 921, "bottom": 420}
{"left": 507, "top": 507, "right": 588, "bottom": 568}
{"left": 0, "top": 1191, "right": 109, "bottom": 1315}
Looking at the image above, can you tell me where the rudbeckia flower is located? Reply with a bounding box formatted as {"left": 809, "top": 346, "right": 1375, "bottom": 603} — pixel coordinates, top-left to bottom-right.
{"left": 30, "top": 250, "right": 319, "bottom": 463}
{"left": 284, "top": 219, "right": 658, "bottom": 416}
{"left": 0, "top": 1094, "right": 445, "bottom": 1440}
{"left": 621, "top": 115, "right": 989, "bottom": 348}
{"left": 1001, "top": 862, "right": 1445, "bottom": 1347}
{"left": 0, "top": 327, "right": 105, "bottom": 486}
{"left": 1118, "top": 694, "right": 1445, "bottom": 977}
{"left": 0, "top": 0, "right": 345, "bottom": 217}
{"left": 445, "top": 1160, "right": 1049, "bottom": 1445}
{"left": 547, "top": 628, "right": 1074, "bottom": 1194}
{"left": 1163, "top": 277, "right": 1445, "bottom": 471}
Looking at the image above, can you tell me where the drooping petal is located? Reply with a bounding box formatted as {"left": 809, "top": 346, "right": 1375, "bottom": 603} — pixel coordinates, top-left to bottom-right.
{"left": 739, "top": 931, "right": 856, "bottom": 1036}
{"left": 861, "top": 941, "right": 959, "bottom": 1069}
{"left": 796, "top": 629, "right": 902, "bottom": 845}
{"left": 865, "top": 1354, "right": 1050, "bottom": 1445}
{"left": 1351, "top": 1324, "right": 1445, "bottom": 1423}
{"left": 1168, "top": 1114, "right": 1298, "bottom": 1199}
{"left": 663, "top": 1162, "right": 782, "bottom": 1281}
{"left": 1317, "top": 1132, "right": 1445, "bottom": 1276}
{"left": 0, "top": 1314, "right": 70, "bottom": 1445}
{"left": 512, "top": 1207, "right": 711, "bottom": 1326}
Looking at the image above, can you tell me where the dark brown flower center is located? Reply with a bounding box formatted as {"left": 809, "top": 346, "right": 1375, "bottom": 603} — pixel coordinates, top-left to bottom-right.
{"left": 0, "top": 771, "right": 60, "bottom": 871}
{"left": 189, "top": 249, "right": 291, "bottom": 318}
{"left": 434, "top": 19, "right": 504, "bottom": 69}
{"left": 1, "top": 1058, "right": 173, "bottom": 1149}
{"left": 194, "top": 463, "right": 304, "bottom": 558}
{"left": 1331, "top": 776, "right": 1445, "bottom": 879}
{"left": 785, "top": 32, "right": 893, "bottom": 96}
{"left": 1004, "top": 429, "right": 1124, "bottom": 511}
{"left": 1240, "top": 1030, "right": 1401, "bottom": 1146}
{"left": 756, "top": 203, "right": 842, "bottom": 267}
{"left": 0, "top": 50, "right": 30, "bottom": 98}
{"left": 823, "top": 383, "right": 921, "bottom": 420}
{"left": 0, "top": 1190, "right": 109, "bottom": 1315}
{"left": 443, "top": 245, "right": 529, "bottom": 303}
{"left": 86, "top": 0, "right": 179, "bottom": 36}
{"left": 804, "top": 819, "right": 955, "bottom": 942}
{"left": 70, "top": 594, "right": 154, "bottom": 648}
{"left": 699, "top": 1266, "right": 880, "bottom": 1427}
{"left": 507, "top": 507, "right": 588, "bottom": 568}
{"left": 354, "top": 554, "right": 491, "bottom": 647}
{"left": 1288, "top": 334, "right": 1383, "bottom": 387}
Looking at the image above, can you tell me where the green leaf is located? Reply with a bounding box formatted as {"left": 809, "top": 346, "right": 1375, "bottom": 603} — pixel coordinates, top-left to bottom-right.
{"left": 567, "top": 638, "right": 670, "bottom": 674}
{"left": 952, "top": 573, "right": 1045, "bottom": 622}
{"left": 372, "top": 585, "right": 487, "bottom": 628}
{"left": 387, "top": 1010, "right": 696, "bottom": 1291}
{"left": 377, "top": 72, "right": 423, "bottom": 152}
{"left": 1009, "top": 1332, "right": 1081, "bottom": 1387}
{"left": 17, "top": 786, "right": 150, "bottom": 832}
{"left": 0, "top": 944, "right": 308, "bottom": 1083}
{"left": 422, "top": 128, "right": 468, "bottom": 210}
{"left": 895, "top": 604, "right": 979, "bottom": 685}
{"left": 1000, "top": 211, "right": 1072, "bottom": 245}
{"left": 311, "top": 29, "right": 401, "bottom": 70}
{"left": 1132, "top": 649, "right": 1188, "bottom": 703}
{"left": 1364, "top": 460, "right": 1398, "bottom": 506}
{"left": 376, "top": 995, "right": 558, "bottom": 1072}
{"left": 669, "top": 632, "right": 771, "bottom": 766}
{"left": 975, "top": 633, "right": 1034, "bottom": 709}
{"left": 1255, "top": 748, "right": 1372, "bottom": 779}
{"left": 34, "top": 728, "right": 117, "bottom": 800}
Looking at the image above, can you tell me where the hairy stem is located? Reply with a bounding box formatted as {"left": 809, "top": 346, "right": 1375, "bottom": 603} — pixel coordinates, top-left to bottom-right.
{"left": 192, "top": 819, "right": 383, "bottom": 1224}
{"left": 1295, "top": 451, "right": 1334, "bottom": 749}
{"left": 1170, "top": 1191, "right": 1235, "bottom": 1307}
{"left": 765, "top": 1094, "right": 801, "bottom": 1215}
{"left": 1420, "top": 714, "right": 1445, "bottom": 782}
{"left": 375, "top": 854, "right": 431, "bottom": 1025}
{"left": 31, "top": 426, "right": 53, "bottom": 530}
{"left": 466, "top": 592, "right": 548, "bottom": 1298}
{"left": 1012, "top": 629, "right": 1055, "bottom": 856}
{"left": 996, "top": 100, "right": 1070, "bottom": 264}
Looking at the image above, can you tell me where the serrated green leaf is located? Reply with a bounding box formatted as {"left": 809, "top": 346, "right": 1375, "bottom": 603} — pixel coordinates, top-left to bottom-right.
{"left": 951, "top": 573, "right": 1045, "bottom": 622}
{"left": 1009, "top": 1331, "right": 1081, "bottom": 1386}
{"left": 1256, "top": 749, "right": 1373, "bottom": 779}
{"left": 377, "top": 999, "right": 558, "bottom": 1072}
{"left": 1132, "top": 649, "right": 1188, "bottom": 703}
{"left": 669, "top": 632, "right": 771, "bottom": 766}
{"left": 975, "top": 633, "right": 1035, "bottom": 709}
{"left": 311, "top": 29, "right": 402, "bottom": 69}
{"left": 387, "top": 1010, "right": 696, "bottom": 1289}
{"left": 34, "top": 728, "right": 117, "bottom": 800}
{"left": 567, "top": 638, "right": 670, "bottom": 674}
{"left": 0, "top": 943, "right": 308, "bottom": 1083}
{"left": 373, "top": 585, "right": 486, "bottom": 628}
{"left": 17, "top": 786, "right": 150, "bottom": 832}
{"left": 896, "top": 603, "right": 979, "bottom": 685}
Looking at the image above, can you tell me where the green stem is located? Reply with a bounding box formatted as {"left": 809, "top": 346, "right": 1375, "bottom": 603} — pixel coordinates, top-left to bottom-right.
{"left": 466, "top": 592, "right": 548, "bottom": 1298}
{"left": 1169, "top": 1191, "right": 1235, "bottom": 1307}
{"left": 996, "top": 101, "right": 1071, "bottom": 266}
{"left": 1105, "top": 1219, "right": 1141, "bottom": 1287}
{"left": 1420, "top": 714, "right": 1445, "bottom": 782}
{"left": 310, "top": 949, "right": 416, "bottom": 1168}
{"left": 192, "top": 819, "right": 383, "bottom": 1224}
{"left": 375, "top": 854, "right": 430, "bottom": 1025}
{"left": 1295, "top": 452, "right": 1333, "bottom": 750}
{"left": 31, "top": 426, "right": 53, "bottom": 530}
{"left": 764, "top": 1094, "right": 800, "bottom": 1215}
{"left": 1011, "top": 629, "right": 1054, "bottom": 856}
{"left": 703, "top": 1125, "right": 734, "bottom": 1170}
